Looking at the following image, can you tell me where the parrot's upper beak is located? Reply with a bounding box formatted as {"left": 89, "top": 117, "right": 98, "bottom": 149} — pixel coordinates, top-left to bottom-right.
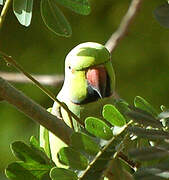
{"left": 86, "top": 65, "right": 110, "bottom": 98}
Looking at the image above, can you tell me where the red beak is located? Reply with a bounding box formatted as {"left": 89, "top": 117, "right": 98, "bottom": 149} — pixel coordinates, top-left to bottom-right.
{"left": 86, "top": 66, "right": 107, "bottom": 98}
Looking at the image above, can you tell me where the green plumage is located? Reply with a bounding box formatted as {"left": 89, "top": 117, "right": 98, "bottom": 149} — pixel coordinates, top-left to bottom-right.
{"left": 40, "top": 42, "right": 115, "bottom": 166}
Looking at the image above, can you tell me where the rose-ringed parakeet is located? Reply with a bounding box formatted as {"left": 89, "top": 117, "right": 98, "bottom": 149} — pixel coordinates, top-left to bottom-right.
{"left": 40, "top": 42, "right": 115, "bottom": 166}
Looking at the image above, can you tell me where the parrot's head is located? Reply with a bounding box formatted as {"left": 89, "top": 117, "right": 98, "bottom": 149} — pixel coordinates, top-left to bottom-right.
{"left": 63, "top": 42, "right": 115, "bottom": 104}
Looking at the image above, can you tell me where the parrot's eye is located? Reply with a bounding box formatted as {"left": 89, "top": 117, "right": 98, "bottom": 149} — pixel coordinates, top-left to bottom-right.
{"left": 68, "top": 66, "right": 71, "bottom": 70}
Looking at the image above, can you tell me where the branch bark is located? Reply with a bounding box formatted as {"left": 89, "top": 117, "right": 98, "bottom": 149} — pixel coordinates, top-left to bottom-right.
{"left": 0, "top": 77, "right": 73, "bottom": 145}
{"left": 105, "top": 0, "right": 143, "bottom": 53}
{"left": 0, "top": 71, "right": 64, "bottom": 86}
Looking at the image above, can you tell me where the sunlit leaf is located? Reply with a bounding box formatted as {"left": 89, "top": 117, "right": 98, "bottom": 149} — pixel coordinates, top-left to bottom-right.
{"left": 58, "top": 147, "right": 88, "bottom": 170}
{"left": 40, "top": 0, "right": 72, "bottom": 37}
{"left": 13, "top": 0, "right": 33, "bottom": 27}
{"left": 50, "top": 167, "right": 78, "bottom": 180}
{"left": 0, "top": 0, "right": 3, "bottom": 5}
{"left": 134, "top": 96, "right": 158, "bottom": 117}
{"left": 113, "top": 126, "right": 126, "bottom": 136}
{"left": 54, "top": 0, "right": 91, "bottom": 15}
{"left": 158, "top": 111, "right": 169, "bottom": 119}
{"left": 160, "top": 105, "right": 167, "bottom": 112}
{"left": 85, "top": 117, "right": 113, "bottom": 140}
{"left": 159, "top": 111, "right": 169, "bottom": 128}
{"left": 70, "top": 132, "right": 100, "bottom": 155}
{"left": 103, "top": 104, "right": 126, "bottom": 127}
{"left": 154, "top": 3, "right": 169, "bottom": 28}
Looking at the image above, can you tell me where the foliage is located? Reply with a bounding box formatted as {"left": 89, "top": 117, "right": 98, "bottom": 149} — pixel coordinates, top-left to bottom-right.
{"left": 6, "top": 136, "right": 55, "bottom": 180}
{"left": 5, "top": 96, "right": 169, "bottom": 179}
{"left": 154, "top": 2, "right": 169, "bottom": 28}
{"left": 1, "top": 0, "right": 169, "bottom": 179}
{"left": 0, "top": 0, "right": 91, "bottom": 37}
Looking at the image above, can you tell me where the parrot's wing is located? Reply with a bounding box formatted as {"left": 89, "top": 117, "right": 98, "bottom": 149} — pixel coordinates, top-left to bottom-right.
{"left": 39, "top": 90, "right": 66, "bottom": 163}
{"left": 48, "top": 90, "right": 70, "bottom": 167}
{"left": 51, "top": 89, "right": 68, "bottom": 120}
{"left": 51, "top": 100, "right": 62, "bottom": 119}
{"left": 39, "top": 108, "right": 53, "bottom": 158}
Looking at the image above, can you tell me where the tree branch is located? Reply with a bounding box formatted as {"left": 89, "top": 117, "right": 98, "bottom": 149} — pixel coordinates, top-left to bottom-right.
{"left": 0, "top": 71, "right": 64, "bottom": 86}
{"left": 0, "top": 77, "right": 73, "bottom": 145}
{"left": 105, "top": 0, "right": 143, "bottom": 53}
{"left": 0, "top": 0, "right": 12, "bottom": 29}
{"left": 0, "top": 0, "right": 143, "bottom": 146}
{"left": 0, "top": 51, "right": 83, "bottom": 126}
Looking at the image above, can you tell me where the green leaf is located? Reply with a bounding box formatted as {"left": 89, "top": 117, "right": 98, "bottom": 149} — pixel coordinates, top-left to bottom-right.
{"left": 114, "top": 99, "right": 131, "bottom": 115}
{"left": 108, "top": 158, "right": 125, "bottom": 179}
{"left": 30, "top": 136, "right": 54, "bottom": 166}
{"left": 102, "top": 104, "right": 126, "bottom": 127}
{"left": 128, "top": 126, "right": 169, "bottom": 141}
{"left": 50, "top": 167, "right": 78, "bottom": 180}
{"left": 13, "top": 0, "right": 33, "bottom": 27}
{"left": 70, "top": 132, "right": 100, "bottom": 155}
{"left": 158, "top": 111, "right": 169, "bottom": 119}
{"left": 127, "top": 110, "right": 162, "bottom": 128}
{"left": 0, "top": 0, "right": 3, "bottom": 5}
{"left": 40, "top": 0, "right": 72, "bottom": 37}
{"left": 5, "top": 162, "right": 51, "bottom": 180}
{"left": 134, "top": 96, "right": 158, "bottom": 117}
{"left": 159, "top": 111, "right": 169, "bottom": 127}
{"left": 6, "top": 140, "right": 53, "bottom": 180}
{"left": 53, "top": 0, "right": 91, "bottom": 15}
{"left": 30, "top": 136, "right": 42, "bottom": 151}
{"left": 58, "top": 147, "right": 88, "bottom": 170}
{"left": 160, "top": 105, "right": 167, "bottom": 112}
{"left": 85, "top": 117, "right": 113, "bottom": 140}
{"left": 154, "top": 3, "right": 169, "bottom": 28}
{"left": 134, "top": 168, "right": 169, "bottom": 180}
{"left": 113, "top": 126, "right": 126, "bottom": 136}
{"left": 11, "top": 141, "right": 47, "bottom": 164}
{"left": 129, "top": 147, "right": 169, "bottom": 161}
{"left": 134, "top": 161, "right": 169, "bottom": 180}
{"left": 105, "top": 158, "right": 134, "bottom": 180}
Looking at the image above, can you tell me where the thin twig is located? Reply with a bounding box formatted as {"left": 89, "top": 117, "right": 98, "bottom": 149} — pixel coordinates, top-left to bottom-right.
{"left": 105, "top": 0, "right": 143, "bottom": 53}
{"left": 0, "top": 77, "right": 73, "bottom": 145}
{"left": 79, "top": 121, "right": 133, "bottom": 179}
{"left": 0, "top": 71, "right": 64, "bottom": 86}
{"left": 0, "top": 0, "right": 12, "bottom": 29}
{"left": 0, "top": 51, "right": 83, "bottom": 127}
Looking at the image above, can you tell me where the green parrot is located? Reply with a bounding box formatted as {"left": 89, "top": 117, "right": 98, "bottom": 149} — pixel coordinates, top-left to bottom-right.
{"left": 40, "top": 42, "right": 115, "bottom": 166}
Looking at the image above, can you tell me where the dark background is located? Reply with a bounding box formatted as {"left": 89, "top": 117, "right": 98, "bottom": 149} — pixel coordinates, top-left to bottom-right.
{"left": 0, "top": 0, "right": 169, "bottom": 179}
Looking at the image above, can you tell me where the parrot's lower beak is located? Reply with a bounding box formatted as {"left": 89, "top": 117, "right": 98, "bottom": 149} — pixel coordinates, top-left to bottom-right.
{"left": 86, "top": 65, "right": 108, "bottom": 98}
